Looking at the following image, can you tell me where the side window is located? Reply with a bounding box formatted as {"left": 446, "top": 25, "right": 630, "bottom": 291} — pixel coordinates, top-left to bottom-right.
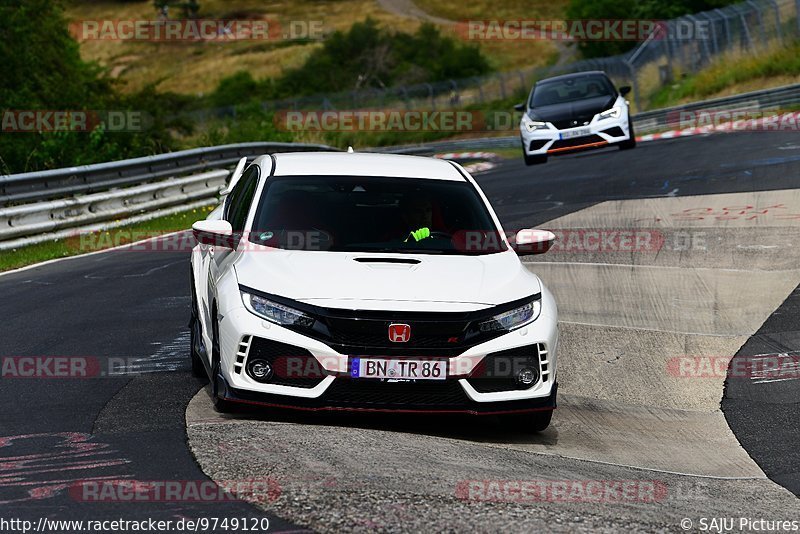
{"left": 225, "top": 166, "right": 260, "bottom": 234}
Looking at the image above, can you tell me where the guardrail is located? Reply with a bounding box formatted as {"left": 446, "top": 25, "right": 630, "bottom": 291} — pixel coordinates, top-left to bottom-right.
{"left": 0, "top": 142, "right": 335, "bottom": 206}
{"left": 632, "top": 82, "right": 800, "bottom": 132}
{"left": 0, "top": 142, "right": 336, "bottom": 251}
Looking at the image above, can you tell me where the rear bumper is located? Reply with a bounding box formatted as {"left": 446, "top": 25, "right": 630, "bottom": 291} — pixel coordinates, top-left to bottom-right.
{"left": 217, "top": 374, "right": 558, "bottom": 415}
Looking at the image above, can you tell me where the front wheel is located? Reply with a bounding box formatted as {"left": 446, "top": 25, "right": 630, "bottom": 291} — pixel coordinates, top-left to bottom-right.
{"left": 523, "top": 150, "right": 548, "bottom": 166}
{"left": 189, "top": 272, "right": 207, "bottom": 379}
{"left": 505, "top": 409, "right": 553, "bottom": 433}
{"left": 210, "top": 316, "right": 235, "bottom": 413}
{"left": 618, "top": 117, "right": 636, "bottom": 150}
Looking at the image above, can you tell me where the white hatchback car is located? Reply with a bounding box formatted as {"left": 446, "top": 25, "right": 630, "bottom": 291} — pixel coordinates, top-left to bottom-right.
{"left": 190, "top": 152, "right": 559, "bottom": 431}
{"left": 518, "top": 70, "right": 636, "bottom": 165}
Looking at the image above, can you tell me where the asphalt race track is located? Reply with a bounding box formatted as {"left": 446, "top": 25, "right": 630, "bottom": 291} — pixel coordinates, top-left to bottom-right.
{"left": 1, "top": 131, "right": 799, "bottom": 532}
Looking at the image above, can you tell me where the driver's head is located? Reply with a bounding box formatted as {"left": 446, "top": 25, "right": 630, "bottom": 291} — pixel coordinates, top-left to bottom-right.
{"left": 400, "top": 195, "right": 433, "bottom": 229}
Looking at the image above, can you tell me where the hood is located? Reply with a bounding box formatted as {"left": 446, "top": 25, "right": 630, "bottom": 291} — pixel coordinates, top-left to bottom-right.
{"left": 234, "top": 247, "right": 541, "bottom": 310}
{"left": 529, "top": 95, "right": 616, "bottom": 124}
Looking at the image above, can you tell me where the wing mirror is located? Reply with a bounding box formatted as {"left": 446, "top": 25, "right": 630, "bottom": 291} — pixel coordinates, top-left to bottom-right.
{"left": 619, "top": 86, "right": 632, "bottom": 97}
{"left": 514, "top": 103, "right": 526, "bottom": 112}
{"left": 193, "top": 219, "right": 236, "bottom": 248}
{"left": 511, "top": 229, "right": 555, "bottom": 256}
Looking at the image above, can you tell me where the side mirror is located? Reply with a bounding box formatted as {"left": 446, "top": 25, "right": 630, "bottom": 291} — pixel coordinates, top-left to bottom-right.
{"left": 619, "top": 86, "right": 632, "bottom": 97}
{"left": 512, "top": 229, "right": 555, "bottom": 256}
{"left": 514, "top": 103, "right": 526, "bottom": 112}
{"left": 193, "top": 219, "right": 235, "bottom": 248}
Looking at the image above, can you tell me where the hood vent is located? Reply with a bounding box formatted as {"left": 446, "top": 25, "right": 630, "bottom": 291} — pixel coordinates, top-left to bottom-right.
{"left": 353, "top": 257, "right": 420, "bottom": 265}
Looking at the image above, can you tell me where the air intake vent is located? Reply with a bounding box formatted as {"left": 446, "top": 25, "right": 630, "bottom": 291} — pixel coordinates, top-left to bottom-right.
{"left": 538, "top": 342, "right": 550, "bottom": 382}
{"left": 353, "top": 257, "right": 421, "bottom": 264}
{"left": 234, "top": 335, "right": 252, "bottom": 375}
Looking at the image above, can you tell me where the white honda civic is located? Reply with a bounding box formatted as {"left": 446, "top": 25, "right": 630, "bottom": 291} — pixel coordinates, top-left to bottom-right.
{"left": 190, "top": 152, "right": 559, "bottom": 431}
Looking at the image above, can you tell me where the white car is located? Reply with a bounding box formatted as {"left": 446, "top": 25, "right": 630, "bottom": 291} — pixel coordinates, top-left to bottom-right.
{"left": 190, "top": 152, "right": 559, "bottom": 431}
{"left": 517, "top": 70, "right": 636, "bottom": 165}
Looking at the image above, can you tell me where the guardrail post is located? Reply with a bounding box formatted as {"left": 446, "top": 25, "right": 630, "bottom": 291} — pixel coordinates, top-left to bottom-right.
{"left": 687, "top": 15, "right": 711, "bottom": 65}
{"left": 767, "top": 0, "right": 782, "bottom": 43}
{"left": 700, "top": 13, "right": 719, "bottom": 54}
{"left": 746, "top": 0, "right": 767, "bottom": 44}
{"left": 713, "top": 9, "right": 732, "bottom": 50}
{"left": 625, "top": 60, "right": 641, "bottom": 112}
{"left": 796, "top": 0, "right": 800, "bottom": 34}
{"left": 735, "top": 6, "right": 754, "bottom": 51}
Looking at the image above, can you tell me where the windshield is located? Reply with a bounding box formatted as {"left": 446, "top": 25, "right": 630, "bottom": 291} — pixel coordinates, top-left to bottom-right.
{"left": 250, "top": 175, "right": 505, "bottom": 255}
{"left": 531, "top": 75, "right": 616, "bottom": 107}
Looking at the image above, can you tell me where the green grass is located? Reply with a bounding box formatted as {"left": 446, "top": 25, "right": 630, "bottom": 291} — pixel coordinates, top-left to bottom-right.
{"left": 648, "top": 40, "right": 800, "bottom": 109}
{"left": 0, "top": 205, "right": 215, "bottom": 273}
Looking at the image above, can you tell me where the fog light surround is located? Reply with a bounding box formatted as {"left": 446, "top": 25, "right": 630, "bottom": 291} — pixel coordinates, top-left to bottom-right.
{"left": 516, "top": 367, "right": 539, "bottom": 387}
{"left": 247, "top": 359, "right": 274, "bottom": 383}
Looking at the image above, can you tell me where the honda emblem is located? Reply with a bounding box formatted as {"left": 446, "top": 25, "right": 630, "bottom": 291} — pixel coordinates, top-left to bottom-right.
{"left": 388, "top": 323, "right": 411, "bottom": 343}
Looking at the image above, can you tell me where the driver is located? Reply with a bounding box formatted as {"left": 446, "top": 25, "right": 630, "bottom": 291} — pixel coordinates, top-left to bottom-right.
{"left": 400, "top": 195, "right": 434, "bottom": 242}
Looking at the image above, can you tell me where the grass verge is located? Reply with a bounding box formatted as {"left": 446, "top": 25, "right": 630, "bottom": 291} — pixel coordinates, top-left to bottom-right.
{"left": 648, "top": 40, "right": 800, "bottom": 109}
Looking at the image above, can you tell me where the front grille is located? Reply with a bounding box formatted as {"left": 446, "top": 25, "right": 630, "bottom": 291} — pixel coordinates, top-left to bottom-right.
{"left": 308, "top": 307, "right": 511, "bottom": 356}
{"left": 467, "top": 344, "right": 549, "bottom": 393}
{"left": 246, "top": 337, "right": 326, "bottom": 388}
{"left": 550, "top": 134, "right": 605, "bottom": 151}
{"left": 551, "top": 117, "right": 592, "bottom": 130}
{"left": 322, "top": 378, "right": 468, "bottom": 407}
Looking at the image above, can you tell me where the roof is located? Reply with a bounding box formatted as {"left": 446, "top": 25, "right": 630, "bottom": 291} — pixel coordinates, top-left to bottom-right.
{"left": 535, "top": 70, "right": 608, "bottom": 85}
{"left": 270, "top": 152, "right": 465, "bottom": 181}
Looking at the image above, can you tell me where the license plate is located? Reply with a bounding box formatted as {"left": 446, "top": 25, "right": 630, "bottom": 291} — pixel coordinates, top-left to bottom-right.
{"left": 560, "top": 127, "right": 591, "bottom": 139}
{"left": 350, "top": 358, "right": 447, "bottom": 380}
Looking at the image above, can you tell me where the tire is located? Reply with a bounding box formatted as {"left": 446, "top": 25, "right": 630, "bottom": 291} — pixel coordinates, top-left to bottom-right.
{"left": 210, "top": 312, "right": 235, "bottom": 413}
{"left": 189, "top": 316, "right": 206, "bottom": 379}
{"left": 506, "top": 409, "right": 553, "bottom": 433}
{"left": 523, "top": 151, "right": 547, "bottom": 166}
{"left": 618, "top": 116, "right": 636, "bottom": 150}
{"left": 189, "top": 272, "right": 207, "bottom": 379}
{"left": 529, "top": 410, "right": 553, "bottom": 432}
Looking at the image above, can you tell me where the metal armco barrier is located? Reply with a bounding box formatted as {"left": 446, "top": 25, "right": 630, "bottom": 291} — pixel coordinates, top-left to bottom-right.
{"left": 0, "top": 170, "right": 228, "bottom": 241}
{"left": 0, "top": 142, "right": 335, "bottom": 206}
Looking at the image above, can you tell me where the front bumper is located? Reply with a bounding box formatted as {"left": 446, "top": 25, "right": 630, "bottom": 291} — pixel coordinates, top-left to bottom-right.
{"left": 218, "top": 376, "right": 558, "bottom": 415}
{"left": 215, "top": 297, "right": 559, "bottom": 414}
{"left": 521, "top": 114, "right": 631, "bottom": 156}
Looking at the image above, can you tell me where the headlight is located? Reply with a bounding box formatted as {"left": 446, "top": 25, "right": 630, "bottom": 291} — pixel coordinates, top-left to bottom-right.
{"left": 597, "top": 106, "right": 622, "bottom": 120}
{"left": 241, "top": 291, "right": 315, "bottom": 327}
{"left": 522, "top": 115, "right": 549, "bottom": 132}
{"left": 477, "top": 298, "right": 542, "bottom": 332}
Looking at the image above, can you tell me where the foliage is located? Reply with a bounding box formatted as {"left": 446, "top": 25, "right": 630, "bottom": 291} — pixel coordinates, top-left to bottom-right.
{"left": 565, "top": 0, "right": 738, "bottom": 58}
